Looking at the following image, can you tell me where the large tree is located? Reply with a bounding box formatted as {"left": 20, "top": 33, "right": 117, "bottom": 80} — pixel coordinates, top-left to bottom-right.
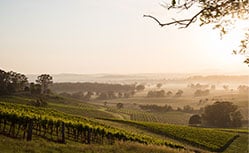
{"left": 202, "top": 101, "right": 243, "bottom": 127}
{"left": 36, "top": 74, "right": 53, "bottom": 94}
{"left": 144, "top": 0, "right": 249, "bottom": 65}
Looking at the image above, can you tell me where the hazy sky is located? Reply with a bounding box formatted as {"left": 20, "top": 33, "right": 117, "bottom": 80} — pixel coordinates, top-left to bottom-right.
{"left": 0, "top": 0, "right": 248, "bottom": 75}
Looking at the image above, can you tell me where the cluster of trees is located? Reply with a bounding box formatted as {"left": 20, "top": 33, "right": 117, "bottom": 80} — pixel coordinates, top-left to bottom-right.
{"left": 60, "top": 90, "right": 135, "bottom": 101}
{"left": 146, "top": 89, "right": 183, "bottom": 98}
{"left": 60, "top": 91, "right": 94, "bottom": 101}
{"left": 50, "top": 82, "right": 136, "bottom": 93}
{"left": 135, "top": 84, "right": 145, "bottom": 91}
{"left": 189, "top": 101, "right": 243, "bottom": 128}
{"left": 139, "top": 104, "right": 195, "bottom": 113}
{"left": 187, "top": 83, "right": 209, "bottom": 90}
{"left": 147, "top": 90, "right": 165, "bottom": 97}
{"left": 96, "top": 91, "right": 135, "bottom": 100}
{"left": 179, "top": 105, "right": 194, "bottom": 113}
{"left": 0, "top": 69, "right": 28, "bottom": 95}
{"left": 237, "top": 85, "right": 249, "bottom": 94}
{"left": 0, "top": 69, "right": 53, "bottom": 97}
{"left": 194, "top": 89, "right": 210, "bottom": 97}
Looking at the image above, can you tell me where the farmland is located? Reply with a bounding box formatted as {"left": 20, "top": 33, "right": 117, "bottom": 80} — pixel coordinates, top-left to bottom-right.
{"left": 0, "top": 73, "right": 248, "bottom": 153}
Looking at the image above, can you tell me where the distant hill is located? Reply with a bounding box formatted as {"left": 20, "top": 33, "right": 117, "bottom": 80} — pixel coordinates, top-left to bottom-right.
{"left": 27, "top": 73, "right": 248, "bottom": 84}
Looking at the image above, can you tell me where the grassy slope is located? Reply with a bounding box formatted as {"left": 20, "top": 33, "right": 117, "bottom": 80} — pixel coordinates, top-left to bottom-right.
{"left": 223, "top": 134, "right": 249, "bottom": 153}
{"left": 0, "top": 135, "right": 193, "bottom": 153}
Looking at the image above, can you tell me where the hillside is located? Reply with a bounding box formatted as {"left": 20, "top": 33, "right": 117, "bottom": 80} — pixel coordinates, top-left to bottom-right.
{"left": 0, "top": 94, "right": 248, "bottom": 153}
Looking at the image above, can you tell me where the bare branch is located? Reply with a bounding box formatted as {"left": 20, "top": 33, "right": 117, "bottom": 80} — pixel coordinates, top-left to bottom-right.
{"left": 144, "top": 8, "right": 205, "bottom": 28}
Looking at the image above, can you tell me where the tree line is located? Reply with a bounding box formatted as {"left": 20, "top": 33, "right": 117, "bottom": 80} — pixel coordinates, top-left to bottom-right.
{"left": 50, "top": 82, "right": 136, "bottom": 93}
{"left": 147, "top": 89, "right": 183, "bottom": 98}
{"left": 139, "top": 104, "right": 195, "bottom": 113}
{"left": 60, "top": 90, "right": 136, "bottom": 101}
{"left": 0, "top": 69, "right": 53, "bottom": 97}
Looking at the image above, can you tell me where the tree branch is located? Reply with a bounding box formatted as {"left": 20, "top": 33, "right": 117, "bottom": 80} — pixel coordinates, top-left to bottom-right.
{"left": 144, "top": 8, "right": 205, "bottom": 28}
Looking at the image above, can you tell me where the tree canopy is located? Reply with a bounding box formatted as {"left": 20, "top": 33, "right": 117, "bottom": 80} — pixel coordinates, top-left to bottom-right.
{"left": 202, "top": 101, "right": 242, "bottom": 127}
{"left": 144, "top": 0, "right": 249, "bottom": 65}
{"left": 36, "top": 74, "right": 53, "bottom": 94}
{"left": 0, "top": 69, "right": 28, "bottom": 95}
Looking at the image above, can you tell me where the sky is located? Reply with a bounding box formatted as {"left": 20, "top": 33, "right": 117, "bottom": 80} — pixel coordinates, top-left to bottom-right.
{"left": 0, "top": 0, "right": 248, "bottom": 75}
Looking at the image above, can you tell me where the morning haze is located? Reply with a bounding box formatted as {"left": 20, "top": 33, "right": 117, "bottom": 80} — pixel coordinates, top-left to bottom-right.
{"left": 0, "top": 0, "right": 248, "bottom": 75}
{"left": 0, "top": 1, "right": 248, "bottom": 153}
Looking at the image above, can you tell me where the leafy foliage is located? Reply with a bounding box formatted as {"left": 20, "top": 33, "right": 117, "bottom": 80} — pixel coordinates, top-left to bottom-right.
{"left": 202, "top": 101, "right": 243, "bottom": 127}
{"left": 0, "top": 69, "right": 28, "bottom": 95}
{"left": 36, "top": 74, "right": 53, "bottom": 94}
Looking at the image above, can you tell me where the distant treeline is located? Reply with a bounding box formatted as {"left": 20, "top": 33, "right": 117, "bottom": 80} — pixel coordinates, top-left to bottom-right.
{"left": 50, "top": 82, "right": 136, "bottom": 93}
{"left": 139, "top": 104, "right": 196, "bottom": 113}
{"left": 186, "top": 75, "right": 248, "bottom": 83}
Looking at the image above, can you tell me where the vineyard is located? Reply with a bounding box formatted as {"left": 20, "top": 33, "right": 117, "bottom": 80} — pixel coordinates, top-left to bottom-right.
{"left": 0, "top": 102, "right": 184, "bottom": 149}
{"left": 102, "top": 119, "right": 239, "bottom": 152}
{"left": 106, "top": 107, "right": 190, "bottom": 124}
{"left": 49, "top": 103, "right": 114, "bottom": 119}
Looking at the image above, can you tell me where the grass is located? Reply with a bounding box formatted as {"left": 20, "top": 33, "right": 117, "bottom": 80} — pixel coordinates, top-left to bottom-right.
{"left": 0, "top": 95, "right": 35, "bottom": 105}
{"left": 223, "top": 134, "right": 249, "bottom": 153}
{"left": 0, "top": 135, "right": 193, "bottom": 153}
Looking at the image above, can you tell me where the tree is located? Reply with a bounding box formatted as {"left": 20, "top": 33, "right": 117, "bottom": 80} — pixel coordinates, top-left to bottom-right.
{"left": 183, "top": 105, "right": 194, "bottom": 113}
{"left": 189, "top": 114, "right": 202, "bottom": 125}
{"left": 156, "top": 83, "right": 163, "bottom": 88}
{"left": 223, "top": 85, "right": 229, "bottom": 91}
{"left": 116, "top": 103, "right": 124, "bottom": 109}
{"left": 166, "top": 91, "right": 173, "bottom": 96}
{"left": 202, "top": 101, "right": 242, "bottom": 127}
{"left": 194, "top": 89, "right": 210, "bottom": 97}
{"left": 36, "top": 74, "right": 53, "bottom": 94}
{"left": 175, "top": 89, "right": 183, "bottom": 97}
{"left": 0, "top": 69, "right": 9, "bottom": 95}
{"left": 135, "top": 84, "right": 145, "bottom": 91}
{"left": 144, "top": 0, "right": 249, "bottom": 65}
